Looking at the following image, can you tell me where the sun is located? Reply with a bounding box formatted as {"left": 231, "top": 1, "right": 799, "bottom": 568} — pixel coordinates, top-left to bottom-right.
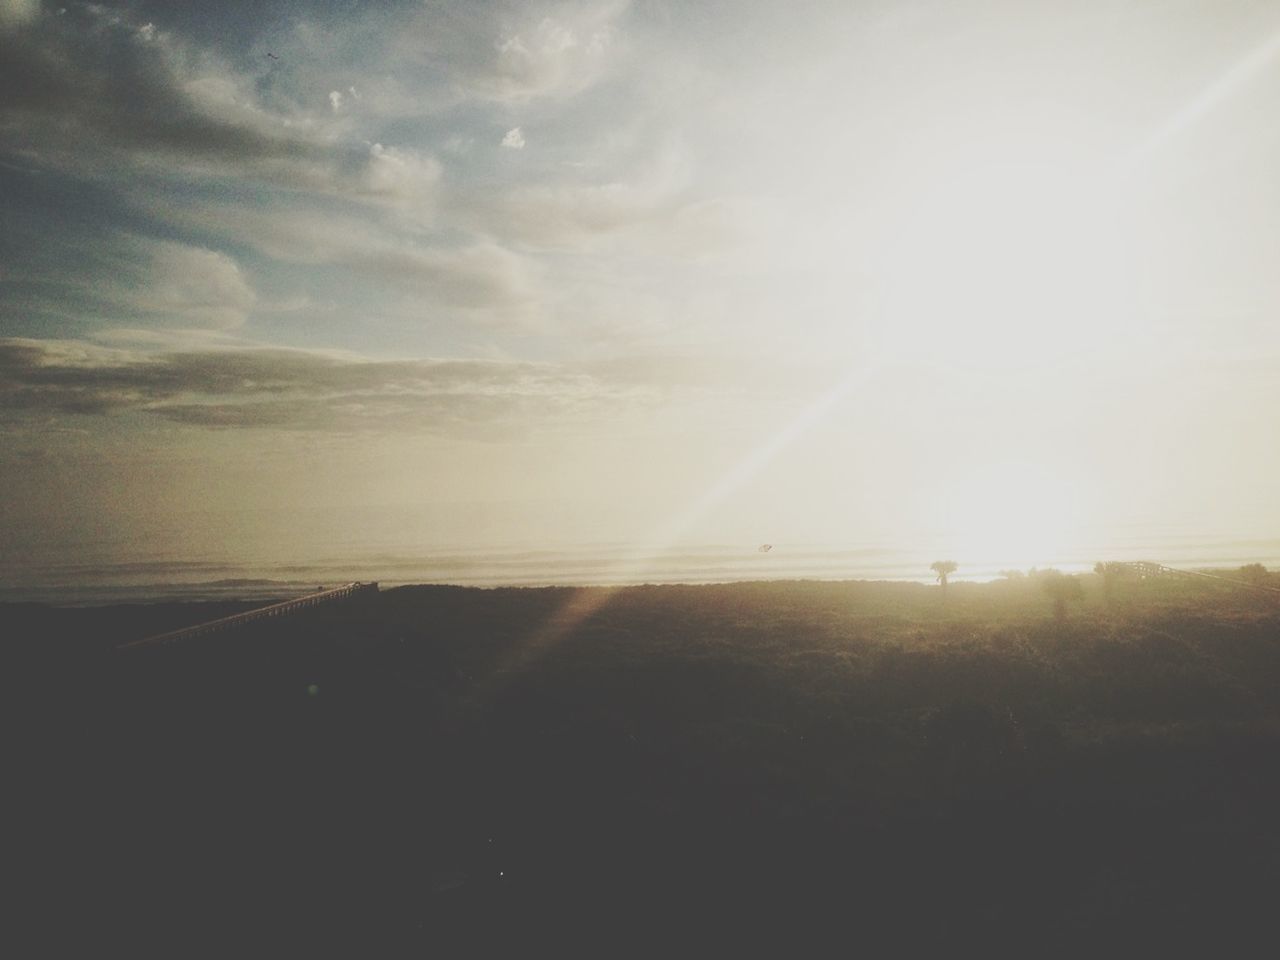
{"left": 925, "top": 460, "right": 1087, "bottom": 569}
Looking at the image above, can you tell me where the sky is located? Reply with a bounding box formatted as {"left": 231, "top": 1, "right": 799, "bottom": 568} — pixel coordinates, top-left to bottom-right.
{"left": 3, "top": 0, "right": 1280, "bottom": 568}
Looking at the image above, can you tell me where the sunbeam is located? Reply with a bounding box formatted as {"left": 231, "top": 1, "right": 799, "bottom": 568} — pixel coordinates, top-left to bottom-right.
{"left": 1118, "top": 25, "right": 1280, "bottom": 174}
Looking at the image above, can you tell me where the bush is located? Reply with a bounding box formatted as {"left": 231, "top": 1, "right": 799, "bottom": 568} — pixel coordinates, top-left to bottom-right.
{"left": 1040, "top": 570, "right": 1084, "bottom": 620}
{"left": 1239, "top": 563, "right": 1269, "bottom": 586}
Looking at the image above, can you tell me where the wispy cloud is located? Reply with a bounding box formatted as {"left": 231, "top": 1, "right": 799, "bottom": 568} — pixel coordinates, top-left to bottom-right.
{"left": 0, "top": 1, "right": 743, "bottom": 352}
{"left": 2, "top": 233, "right": 256, "bottom": 333}
{"left": 0, "top": 333, "right": 816, "bottom": 437}
{"left": 394, "top": 1, "right": 629, "bottom": 105}
{"left": 139, "top": 200, "right": 543, "bottom": 320}
{"left": 0, "top": 5, "right": 319, "bottom": 170}
{"left": 119, "top": 241, "right": 256, "bottom": 331}
{"left": 0, "top": 0, "right": 40, "bottom": 31}
{"left": 0, "top": 338, "right": 637, "bottom": 432}
{"left": 475, "top": 147, "right": 694, "bottom": 246}
{"left": 0, "top": 3, "right": 442, "bottom": 205}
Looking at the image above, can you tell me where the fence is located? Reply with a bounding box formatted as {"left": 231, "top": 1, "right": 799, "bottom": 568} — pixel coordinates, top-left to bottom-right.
{"left": 117, "top": 581, "right": 380, "bottom": 651}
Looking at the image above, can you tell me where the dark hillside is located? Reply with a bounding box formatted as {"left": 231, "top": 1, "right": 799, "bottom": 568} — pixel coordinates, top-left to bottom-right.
{"left": 7, "top": 577, "right": 1280, "bottom": 955}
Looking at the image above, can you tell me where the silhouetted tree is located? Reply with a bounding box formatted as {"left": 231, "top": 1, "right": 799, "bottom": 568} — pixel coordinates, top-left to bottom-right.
{"left": 931, "top": 560, "right": 958, "bottom": 593}
{"left": 1040, "top": 570, "right": 1084, "bottom": 620}
{"left": 997, "top": 569, "right": 1025, "bottom": 581}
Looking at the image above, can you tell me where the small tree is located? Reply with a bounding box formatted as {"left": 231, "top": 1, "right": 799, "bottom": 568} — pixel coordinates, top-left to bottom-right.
{"left": 1239, "top": 563, "right": 1269, "bottom": 586}
{"left": 1040, "top": 570, "right": 1084, "bottom": 620}
{"left": 931, "top": 560, "right": 958, "bottom": 593}
{"left": 1094, "top": 561, "right": 1129, "bottom": 603}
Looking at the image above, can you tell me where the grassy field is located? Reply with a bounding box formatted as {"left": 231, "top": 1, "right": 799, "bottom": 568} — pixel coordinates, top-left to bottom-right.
{"left": 7, "top": 573, "right": 1280, "bottom": 954}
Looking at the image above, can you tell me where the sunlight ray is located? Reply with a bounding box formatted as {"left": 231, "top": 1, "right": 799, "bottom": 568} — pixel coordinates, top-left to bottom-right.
{"left": 493, "top": 359, "right": 885, "bottom": 692}
{"left": 1117, "top": 26, "right": 1280, "bottom": 175}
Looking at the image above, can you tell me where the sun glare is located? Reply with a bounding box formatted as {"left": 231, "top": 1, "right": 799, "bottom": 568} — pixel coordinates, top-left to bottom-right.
{"left": 924, "top": 460, "right": 1086, "bottom": 569}
{"left": 866, "top": 157, "right": 1128, "bottom": 372}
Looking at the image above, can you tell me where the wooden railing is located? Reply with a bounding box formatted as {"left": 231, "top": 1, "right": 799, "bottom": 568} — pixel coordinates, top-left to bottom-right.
{"left": 1146, "top": 564, "right": 1280, "bottom": 595}
{"left": 117, "top": 581, "right": 380, "bottom": 651}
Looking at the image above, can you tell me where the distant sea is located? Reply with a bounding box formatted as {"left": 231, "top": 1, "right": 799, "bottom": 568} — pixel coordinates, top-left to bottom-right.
{"left": 4, "top": 521, "right": 1280, "bottom": 605}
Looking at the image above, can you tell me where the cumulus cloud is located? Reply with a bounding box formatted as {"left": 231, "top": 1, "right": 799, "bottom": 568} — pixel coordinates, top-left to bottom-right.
{"left": 484, "top": 11, "right": 619, "bottom": 101}
{"left": 329, "top": 90, "right": 343, "bottom": 112}
{"left": 501, "top": 126, "right": 526, "bottom": 149}
{"left": 363, "top": 142, "right": 442, "bottom": 203}
{"left": 0, "top": 337, "right": 632, "bottom": 432}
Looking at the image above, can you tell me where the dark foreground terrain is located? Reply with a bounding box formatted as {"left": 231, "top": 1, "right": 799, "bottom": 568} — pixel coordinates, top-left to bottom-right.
{"left": 7, "top": 576, "right": 1280, "bottom": 955}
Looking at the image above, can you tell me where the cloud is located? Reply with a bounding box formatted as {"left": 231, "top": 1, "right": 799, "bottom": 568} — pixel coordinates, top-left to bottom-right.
{"left": 362, "top": 142, "right": 442, "bottom": 204}
{"left": 468, "top": 146, "right": 696, "bottom": 247}
{"left": 0, "top": 3, "right": 445, "bottom": 205}
{"left": 139, "top": 200, "right": 539, "bottom": 318}
{"left": 485, "top": 11, "right": 620, "bottom": 101}
{"left": 0, "top": 337, "right": 637, "bottom": 433}
{"left": 499, "top": 177, "right": 666, "bottom": 240}
{"left": 0, "top": 0, "right": 40, "bottom": 32}
{"left": 351, "top": 240, "right": 539, "bottom": 311}
{"left": 0, "top": 5, "right": 323, "bottom": 170}
{"left": 7, "top": 235, "right": 258, "bottom": 333}
{"left": 392, "top": 1, "right": 628, "bottom": 104}
{"left": 0, "top": 1, "right": 742, "bottom": 357}
{"left": 125, "top": 241, "right": 256, "bottom": 331}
